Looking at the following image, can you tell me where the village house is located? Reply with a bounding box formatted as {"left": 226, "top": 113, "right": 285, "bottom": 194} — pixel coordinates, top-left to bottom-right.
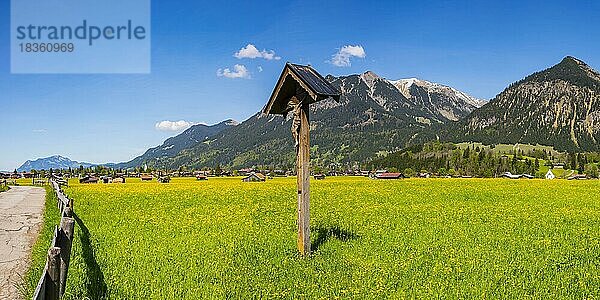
{"left": 376, "top": 172, "right": 405, "bottom": 179}
{"left": 545, "top": 169, "right": 555, "bottom": 180}
{"left": 112, "top": 177, "right": 125, "bottom": 183}
{"left": 375, "top": 169, "right": 388, "bottom": 176}
{"left": 568, "top": 174, "right": 587, "bottom": 180}
{"left": 273, "top": 170, "right": 287, "bottom": 176}
{"left": 502, "top": 172, "right": 533, "bottom": 179}
{"left": 79, "top": 175, "right": 99, "bottom": 184}
{"left": 242, "top": 172, "right": 266, "bottom": 182}
{"left": 502, "top": 172, "right": 520, "bottom": 179}
{"left": 140, "top": 174, "right": 153, "bottom": 181}
{"left": 238, "top": 168, "right": 255, "bottom": 176}
{"left": 194, "top": 170, "right": 211, "bottom": 177}
{"left": 313, "top": 174, "right": 326, "bottom": 180}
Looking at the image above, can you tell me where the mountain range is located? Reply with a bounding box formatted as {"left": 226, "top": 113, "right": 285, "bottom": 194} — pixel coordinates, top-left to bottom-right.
{"left": 17, "top": 155, "right": 95, "bottom": 172}
{"left": 18, "top": 56, "right": 600, "bottom": 170}
{"left": 118, "top": 71, "right": 485, "bottom": 169}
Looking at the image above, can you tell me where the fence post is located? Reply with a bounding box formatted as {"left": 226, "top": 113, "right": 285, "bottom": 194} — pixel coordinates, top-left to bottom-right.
{"left": 46, "top": 247, "right": 61, "bottom": 300}
{"left": 62, "top": 206, "right": 73, "bottom": 218}
{"left": 59, "top": 217, "right": 75, "bottom": 296}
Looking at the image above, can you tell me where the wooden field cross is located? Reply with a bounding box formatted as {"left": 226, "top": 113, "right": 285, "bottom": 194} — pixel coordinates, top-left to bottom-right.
{"left": 263, "top": 63, "right": 341, "bottom": 256}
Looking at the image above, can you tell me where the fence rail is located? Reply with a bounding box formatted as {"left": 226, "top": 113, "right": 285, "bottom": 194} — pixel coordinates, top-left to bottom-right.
{"left": 33, "top": 179, "right": 74, "bottom": 300}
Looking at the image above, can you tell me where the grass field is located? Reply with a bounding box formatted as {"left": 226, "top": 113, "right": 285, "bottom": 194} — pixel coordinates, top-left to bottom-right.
{"left": 27, "top": 177, "right": 600, "bottom": 299}
{"left": 25, "top": 187, "right": 61, "bottom": 298}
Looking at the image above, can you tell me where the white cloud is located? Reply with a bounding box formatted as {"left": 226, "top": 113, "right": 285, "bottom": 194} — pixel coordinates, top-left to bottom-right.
{"left": 330, "top": 45, "right": 366, "bottom": 67}
{"left": 155, "top": 120, "right": 196, "bottom": 132}
{"left": 217, "top": 64, "right": 251, "bottom": 79}
{"left": 257, "top": 66, "right": 263, "bottom": 72}
{"left": 234, "top": 44, "right": 281, "bottom": 60}
{"left": 32, "top": 129, "right": 47, "bottom": 133}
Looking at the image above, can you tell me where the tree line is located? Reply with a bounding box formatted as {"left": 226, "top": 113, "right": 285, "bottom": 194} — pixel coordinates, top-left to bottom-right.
{"left": 365, "top": 142, "right": 600, "bottom": 178}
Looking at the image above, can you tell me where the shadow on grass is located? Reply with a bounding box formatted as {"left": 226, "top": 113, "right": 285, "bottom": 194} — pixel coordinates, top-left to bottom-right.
{"left": 311, "top": 225, "right": 360, "bottom": 253}
{"left": 74, "top": 213, "right": 107, "bottom": 299}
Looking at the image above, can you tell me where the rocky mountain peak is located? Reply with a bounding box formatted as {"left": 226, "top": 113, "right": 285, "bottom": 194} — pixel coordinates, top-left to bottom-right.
{"left": 361, "top": 70, "right": 380, "bottom": 79}
{"left": 389, "top": 78, "right": 423, "bottom": 99}
{"left": 359, "top": 71, "right": 383, "bottom": 90}
{"left": 563, "top": 55, "right": 585, "bottom": 64}
{"left": 523, "top": 56, "right": 600, "bottom": 90}
{"left": 448, "top": 56, "right": 600, "bottom": 151}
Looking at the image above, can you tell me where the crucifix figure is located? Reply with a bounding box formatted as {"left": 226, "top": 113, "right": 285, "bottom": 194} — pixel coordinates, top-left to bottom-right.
{"left": 288, "top": 96, "right": 302, "bottom": 153}
{"left": 263, "top": 63, "right": 340, "bottom": 256}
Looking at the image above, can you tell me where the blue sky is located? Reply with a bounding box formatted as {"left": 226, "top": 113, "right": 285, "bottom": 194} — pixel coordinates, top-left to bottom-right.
{"left": 1, "top": 0, "right": 600, "bottom": 171}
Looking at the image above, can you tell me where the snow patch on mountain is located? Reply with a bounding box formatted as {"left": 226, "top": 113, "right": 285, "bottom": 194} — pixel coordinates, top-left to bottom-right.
{"left": 390, "top": 78, "right": 486, "bottom": 109}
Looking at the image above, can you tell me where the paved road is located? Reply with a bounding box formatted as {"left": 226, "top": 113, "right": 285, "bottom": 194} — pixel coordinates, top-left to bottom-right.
{"left": 0, "top": 187, "right": 45, "bottom": 300}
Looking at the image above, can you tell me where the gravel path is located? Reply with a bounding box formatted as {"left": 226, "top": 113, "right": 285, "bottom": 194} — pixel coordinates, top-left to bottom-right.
{"left": 0, "top": 187, "right": 45, "bottom": 300}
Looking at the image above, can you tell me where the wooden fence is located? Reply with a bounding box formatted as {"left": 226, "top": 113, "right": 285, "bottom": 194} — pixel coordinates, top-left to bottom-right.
{"left": 33, "top": 179, "right": 75, "bottom": 300}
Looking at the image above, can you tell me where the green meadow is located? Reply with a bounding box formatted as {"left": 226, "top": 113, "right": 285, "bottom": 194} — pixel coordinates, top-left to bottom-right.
{"left": 26, "top": 177, "right": 600, "bottom": 299}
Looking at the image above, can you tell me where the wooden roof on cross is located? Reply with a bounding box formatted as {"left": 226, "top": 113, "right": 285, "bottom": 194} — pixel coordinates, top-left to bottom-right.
{"left": 262, "top": 63, "right": 341, "bottom": 115}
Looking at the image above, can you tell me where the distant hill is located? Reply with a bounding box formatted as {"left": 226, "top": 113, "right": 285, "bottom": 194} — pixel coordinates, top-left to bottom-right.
{"left": 445, "top": 56, "right": 600, "bottom": 151}
{"left": 17, "top": 155, "right": 95, "bottom": 172}
{"left": 132, "top": 71, "right": 483, "bottom": 169}
{"left": 110, "top": 119, "right": 239, "bottom": 169}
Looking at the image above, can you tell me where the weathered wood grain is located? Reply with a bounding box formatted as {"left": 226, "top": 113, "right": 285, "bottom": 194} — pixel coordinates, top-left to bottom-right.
{"left": 45, "top": 247, "right": 61, "bottom": 300}
{"left": 59, "top": 218, "right": 75, "bottom": 296}
{"left": 297, "top": 102, "right": 311, "bottom": 256}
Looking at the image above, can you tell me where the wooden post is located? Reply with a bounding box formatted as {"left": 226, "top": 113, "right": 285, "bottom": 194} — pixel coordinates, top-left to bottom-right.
{"left": 59, "top": 217, "right": 75, "bottom": 296}
{"left": 46, "top": 247, "right": 61, "bottom": 300}
{"left": 264, "top": 63, "right": 340, "bottom": 257}
{"left": 63, "top": 206, "right": 73, "bottom": 218}
{"left": 297, "top": 102, "right": 311, "bottom": 255}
